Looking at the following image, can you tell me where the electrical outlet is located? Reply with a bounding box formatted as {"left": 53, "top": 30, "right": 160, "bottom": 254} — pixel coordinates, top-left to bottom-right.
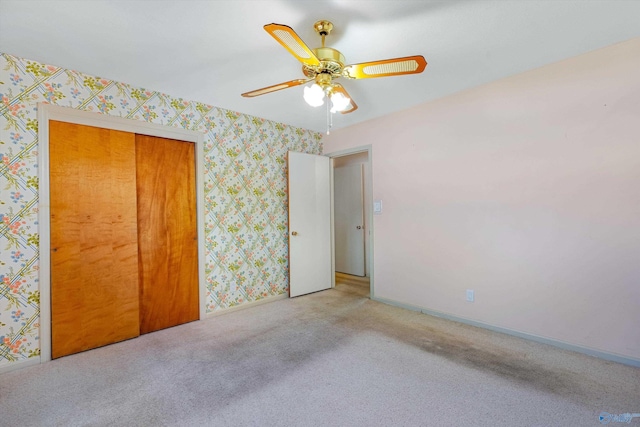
{"left": 466, "top": 289, "right": 474, "bottom": 302}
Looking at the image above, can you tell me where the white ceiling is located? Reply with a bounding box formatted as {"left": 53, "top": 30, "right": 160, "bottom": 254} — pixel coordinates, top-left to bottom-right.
{"left": 1, "top": 0, "right": 639, "bottom": 133}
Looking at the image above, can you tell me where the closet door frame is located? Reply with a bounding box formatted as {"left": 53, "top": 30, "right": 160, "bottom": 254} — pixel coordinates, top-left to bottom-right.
{"left": 37, "top": 103, "right": 206, "bottom": 363}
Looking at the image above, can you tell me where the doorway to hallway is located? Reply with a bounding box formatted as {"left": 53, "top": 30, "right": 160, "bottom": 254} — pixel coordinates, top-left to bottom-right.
{"left": 334, "top": 272, "right": 370, "bottom": 298}
{"left": 332, "top": 151, "right": 370, "bottom": 278}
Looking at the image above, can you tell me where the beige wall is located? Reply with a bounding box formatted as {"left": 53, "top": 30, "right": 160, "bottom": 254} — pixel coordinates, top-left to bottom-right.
{"left": 323, "top": 38, "right": 640, "bottom": 360}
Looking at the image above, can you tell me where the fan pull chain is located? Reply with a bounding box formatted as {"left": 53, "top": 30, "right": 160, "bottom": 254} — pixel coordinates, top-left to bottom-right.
{"left": 326, "top": 98, "right": 333, "bottom": 135}
{"left": 330, "top": 106, "right": 333, "bottom": 131}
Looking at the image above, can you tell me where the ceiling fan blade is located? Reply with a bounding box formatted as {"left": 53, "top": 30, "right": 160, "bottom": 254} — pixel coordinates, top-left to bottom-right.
{"left": 331, "top": 84, "right": 358, "bottom": 114}
{"left": 343, "top": 55, "right": 427, "bottom": 79}
{"left": 264, "top": 23, "right": 321, "bottom": 67}
{"left": 241, "top": 79, "right": 312, "bottom": 98}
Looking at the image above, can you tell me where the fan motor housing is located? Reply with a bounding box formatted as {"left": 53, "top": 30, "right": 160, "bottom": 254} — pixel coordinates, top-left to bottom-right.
{"left": 302, "top": 47, "right": 346, "bottom": 78}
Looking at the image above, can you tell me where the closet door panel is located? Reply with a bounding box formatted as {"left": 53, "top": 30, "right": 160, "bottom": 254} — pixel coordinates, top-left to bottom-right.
{"left": 50, "top": 121, "right": 140, "bottom": 359}
{"left": 135, "top": 134, "right": 199, "bottom": 334}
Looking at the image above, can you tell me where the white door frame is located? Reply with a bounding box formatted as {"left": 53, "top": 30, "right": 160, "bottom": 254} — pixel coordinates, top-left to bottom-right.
{"left": 325, "top": 145, "right": 374, "bottom": 297}
{"left": 37, "top": 103, "right": 207, "bottom": 363}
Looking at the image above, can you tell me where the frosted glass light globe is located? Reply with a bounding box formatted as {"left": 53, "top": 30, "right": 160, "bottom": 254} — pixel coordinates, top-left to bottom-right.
{"left": 330, "top": 91, "right": 350, "bottom": 113}
{"left": 303, "top": 83, "right": 325, "bottom": 107}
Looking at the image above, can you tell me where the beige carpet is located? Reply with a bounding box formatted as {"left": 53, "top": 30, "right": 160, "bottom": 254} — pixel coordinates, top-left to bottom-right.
{"left": 1, "top": 277, "right": 638, "bottom": 426}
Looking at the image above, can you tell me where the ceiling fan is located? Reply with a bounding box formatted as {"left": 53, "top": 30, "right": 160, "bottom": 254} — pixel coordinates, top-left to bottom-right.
{"left": 241, "top": 20, "right": 427, "bottom": 115}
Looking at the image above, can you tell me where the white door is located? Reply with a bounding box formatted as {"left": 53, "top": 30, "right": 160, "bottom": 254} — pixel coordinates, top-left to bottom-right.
{"left": 334, "top": 164, "right": 365, "bottom": 276}
{"left": 288, "top": 151, "right": 332, "bottom": 297}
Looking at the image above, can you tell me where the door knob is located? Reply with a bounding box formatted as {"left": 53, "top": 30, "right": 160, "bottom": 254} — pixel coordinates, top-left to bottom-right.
{"left": 356, "top": 226, "right": 362, "bottom": 230}
{"left": 291, "top": 231, "right": 298, "bottom": 236}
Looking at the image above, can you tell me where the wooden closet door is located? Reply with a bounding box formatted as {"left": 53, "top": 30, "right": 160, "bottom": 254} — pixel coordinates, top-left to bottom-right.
{"left": 50, "top": 121, "right": 140, "bottom": 359}
{"left": 135, "top": 134, "right": 199, "bottom": 334}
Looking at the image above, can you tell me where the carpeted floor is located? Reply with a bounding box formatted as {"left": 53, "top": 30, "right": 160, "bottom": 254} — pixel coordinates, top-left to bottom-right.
{"left": 1, "top": 277, "right": 638, "bottom": 426}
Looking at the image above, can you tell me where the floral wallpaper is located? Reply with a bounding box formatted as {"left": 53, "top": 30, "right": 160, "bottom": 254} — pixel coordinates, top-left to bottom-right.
{"left": 0, "top": 52, "right": 322, "bottom": 367}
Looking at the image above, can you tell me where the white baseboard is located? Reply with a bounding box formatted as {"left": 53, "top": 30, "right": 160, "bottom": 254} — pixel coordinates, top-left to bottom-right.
{"left": 372, "top": 296, "right": 640, "bottom": 368}
{"left": 0, "top": 357, "right": 41, "bottom": 375}
{"left": 206, "top": 293, "right": 289, "bottom": 318}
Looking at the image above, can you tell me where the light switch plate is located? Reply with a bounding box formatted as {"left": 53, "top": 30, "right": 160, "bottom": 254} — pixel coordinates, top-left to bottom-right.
{"left": 466, "top": 289, "right": 474, "bottom": 302}
{"left": 373, "top": 200, "right": 382, "bottom": 215}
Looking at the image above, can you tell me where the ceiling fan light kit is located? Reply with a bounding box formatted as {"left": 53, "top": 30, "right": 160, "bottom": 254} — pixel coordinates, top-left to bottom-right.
{"left": 242, "top": 20, "right": 427, "bottom": 132}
